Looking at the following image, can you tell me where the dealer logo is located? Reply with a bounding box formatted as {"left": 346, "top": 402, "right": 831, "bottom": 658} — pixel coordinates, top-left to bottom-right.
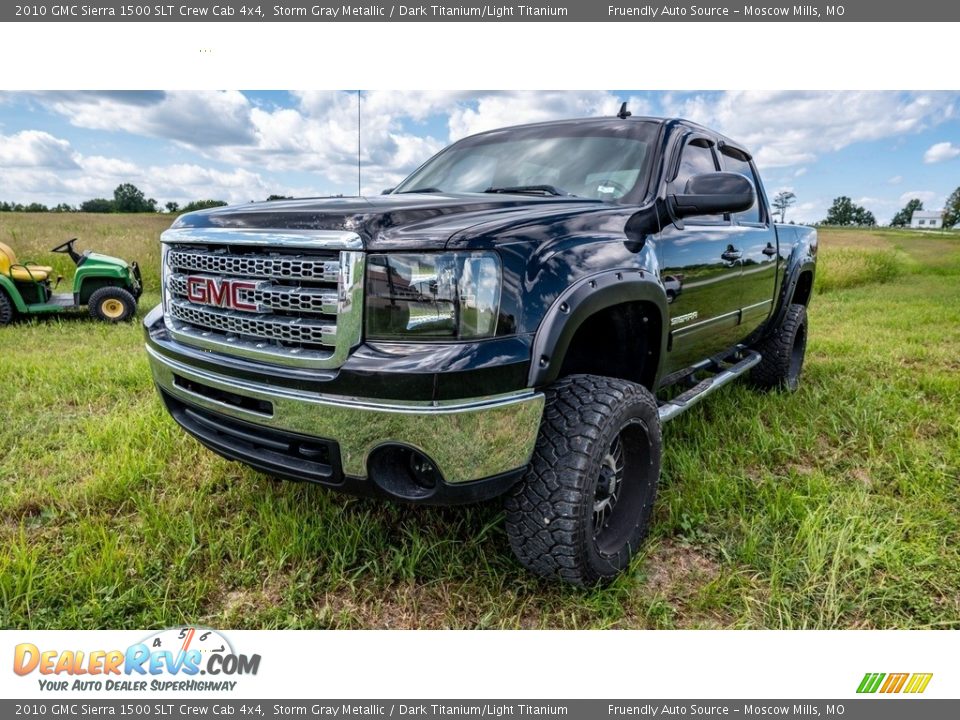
{"left": 13, "top": 627, "right": 261, "bottom": 693}
{"left": 857, "top": 672, "right": 933, "bottom": 694}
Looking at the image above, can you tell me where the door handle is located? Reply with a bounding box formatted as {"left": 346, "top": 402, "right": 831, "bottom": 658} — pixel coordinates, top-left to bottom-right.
{"left": 720, "top": 248, "right": 741, "bottom": 262}
{"left": 762, "top": 243, "right": 777, "bottom": 257}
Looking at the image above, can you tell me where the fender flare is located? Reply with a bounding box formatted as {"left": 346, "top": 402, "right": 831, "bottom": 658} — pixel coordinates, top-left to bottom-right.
{"left": 769, "top": 257, "right": 816, "bottom": 334}
{"left": 0, "top": 275, "right": 28, "bottom": 312}
{"left": 527, "top": 268, "right": 669, "bottom": 388}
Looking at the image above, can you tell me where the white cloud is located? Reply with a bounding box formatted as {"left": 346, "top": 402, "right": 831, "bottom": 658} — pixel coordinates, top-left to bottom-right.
{"left": 0, "top": 130, "right": 78, "bottom": 169}
{"left": 661, "top": 91, "right": 957, "bottom": 169}
{"left": 39, "top": 90, "right": 256, "bottom": 146}
{"left": 0, "top": 130, "right": 289, "bottom": 206}
{"left": 899, "top": 190, "right": 939, "bottom": 206}
{"left": 923, "top": 141, "right": 960, "bottom": 164}
{"left": 446, "top": 91, "right": 647, "bottom": 140}
{"left": 793, "top": 167, "right": 807, "bottom": 177}
{"left": 888, "top": 175, "right": 903, "bottom": 184}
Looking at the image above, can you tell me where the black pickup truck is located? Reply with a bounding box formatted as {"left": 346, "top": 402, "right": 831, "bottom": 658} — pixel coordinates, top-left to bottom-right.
{"left": 144, "top": 113, "right": 817, "bottom": 585}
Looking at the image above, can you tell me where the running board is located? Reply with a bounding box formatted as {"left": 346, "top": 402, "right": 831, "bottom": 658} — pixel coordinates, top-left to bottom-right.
{"left": 658, "top": 350, "right": 762, "bottom": 423}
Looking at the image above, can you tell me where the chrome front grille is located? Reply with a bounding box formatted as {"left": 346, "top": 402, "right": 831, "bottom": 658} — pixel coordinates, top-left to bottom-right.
{"left": 160, "top": 227, "right": 365, "bottom": 368}
{"left": 168, "top": 299, "right": 337, "bottom": 345}
{"left": 166, "top": 249, "right": 340, "bottom": 282}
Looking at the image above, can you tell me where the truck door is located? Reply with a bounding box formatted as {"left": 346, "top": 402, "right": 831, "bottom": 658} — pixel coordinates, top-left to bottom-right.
{"left": 659, "top": 137, "right": 745, "bottom": 372}
{"left": 718, "top": 149, "right": 779, "bottom": 334}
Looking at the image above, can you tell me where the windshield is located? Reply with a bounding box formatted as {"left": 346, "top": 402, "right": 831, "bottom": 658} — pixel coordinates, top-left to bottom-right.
{"left": 394, "top": 121, "right": 659, "bottom": 202}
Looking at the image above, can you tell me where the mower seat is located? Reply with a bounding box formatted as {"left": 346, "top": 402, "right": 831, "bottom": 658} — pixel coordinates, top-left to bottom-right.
{"left": 10, "top": 266, "right": 51, "bottom": 282}
{"left": 0, "top": 241, "right": 53, "bottom": 281}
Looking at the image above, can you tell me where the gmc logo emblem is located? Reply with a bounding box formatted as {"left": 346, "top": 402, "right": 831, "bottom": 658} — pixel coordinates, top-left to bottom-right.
{"left": 186, "top": 276, "right": 258, "bottom": 312}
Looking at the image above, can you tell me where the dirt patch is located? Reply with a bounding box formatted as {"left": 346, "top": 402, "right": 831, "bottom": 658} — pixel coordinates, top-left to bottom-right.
{"left": 643, "top": 539, "right": 720, "bottom": 597}
{"left": 206, "top": 578, "right": 286, "bottom": 623}
{"left": 630, "top": 539, "right": 734, "bottom": 628}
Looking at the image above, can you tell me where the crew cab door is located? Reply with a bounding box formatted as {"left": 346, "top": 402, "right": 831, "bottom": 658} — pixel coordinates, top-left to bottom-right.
{"left": 718, "top": 148, "right": 779, "bottom": 332}
{"left": 659, "top": 137, "right": 745, "bottom": 372}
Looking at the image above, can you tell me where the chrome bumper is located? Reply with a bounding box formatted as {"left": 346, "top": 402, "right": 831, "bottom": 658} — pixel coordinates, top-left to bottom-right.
{"left": 146, "top": 344, "right": 544, "bottom": 485}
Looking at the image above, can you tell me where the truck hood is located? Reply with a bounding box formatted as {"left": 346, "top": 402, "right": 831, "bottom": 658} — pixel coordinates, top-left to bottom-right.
{"left": 171, "top": 193, "right": 612, "bottom": 251}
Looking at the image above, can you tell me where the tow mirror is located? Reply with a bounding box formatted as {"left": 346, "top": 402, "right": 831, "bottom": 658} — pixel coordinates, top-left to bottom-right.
{"left": 668, "top": 172, "right": 755, "bottom": 220}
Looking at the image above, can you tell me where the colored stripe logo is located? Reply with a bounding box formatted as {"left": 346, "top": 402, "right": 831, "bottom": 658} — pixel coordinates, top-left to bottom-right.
{"left": 857, "top": 672, "right": 933, "bottom": 694}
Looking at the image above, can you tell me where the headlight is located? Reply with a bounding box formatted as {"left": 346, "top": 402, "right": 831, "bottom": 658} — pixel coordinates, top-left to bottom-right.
{"left": 365, "top": 252, "right": 502, "bottom": 340}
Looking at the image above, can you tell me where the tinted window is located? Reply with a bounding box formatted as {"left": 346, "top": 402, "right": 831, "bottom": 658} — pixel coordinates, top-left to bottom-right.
{"left": 668, "top": 142, "right": 718, "bottom": 195}
{"left": 669, "top": 141, "right": 721, "bottom": 221}
{"left": 721, "top": 153, "right": 762, "bottom": 224}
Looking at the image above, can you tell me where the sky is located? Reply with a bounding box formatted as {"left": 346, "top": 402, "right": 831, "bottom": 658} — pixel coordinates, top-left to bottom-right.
{"left": 0, "top": 90, "right": 957, "bottom": 224}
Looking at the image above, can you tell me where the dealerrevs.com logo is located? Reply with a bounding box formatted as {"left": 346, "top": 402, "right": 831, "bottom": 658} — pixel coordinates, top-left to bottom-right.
{"left": 13, "top": 627, "right": 261, "bottom": 692}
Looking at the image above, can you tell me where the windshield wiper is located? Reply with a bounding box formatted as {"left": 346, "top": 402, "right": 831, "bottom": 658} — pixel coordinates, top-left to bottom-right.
{"left": 484, "top": 185, "right": 570, "bottom": 197}
{"left": 396, "top": 187, "right": 444, "bottom": 194}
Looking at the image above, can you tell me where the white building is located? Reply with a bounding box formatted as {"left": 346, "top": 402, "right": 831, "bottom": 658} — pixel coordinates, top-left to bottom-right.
{"left": 910, "top": 210, "right": 944, "bottom": 229}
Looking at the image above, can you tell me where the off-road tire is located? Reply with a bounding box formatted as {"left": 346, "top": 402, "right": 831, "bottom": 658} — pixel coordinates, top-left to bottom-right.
{"left": 749, "top": 303, "right": 808, "bottom": 392}
{"left": 89, "top": 287, "right": 137, "bottom": 323}
{"left": 0, "top": 292, "right": 14, "bottom": 325}
{"left": 505, "top": 374, "right": 661, "bottom": 586}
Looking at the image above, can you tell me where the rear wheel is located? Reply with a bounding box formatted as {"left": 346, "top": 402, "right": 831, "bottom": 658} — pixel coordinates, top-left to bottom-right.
{"left": 0, "top": 292, "right": 14, "bottom": 325}
{"left": 505, "top": 374, "right": 661, "bottom": 586}
{"left": 750, "top": 303, "right": 808, "bottom": 391}
{"left": 89, "top": 287, "right": 137, "bottom": 323}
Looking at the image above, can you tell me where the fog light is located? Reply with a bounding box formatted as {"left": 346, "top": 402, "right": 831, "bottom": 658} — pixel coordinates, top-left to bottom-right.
{"left": 368, "top": 445, "right": 443, "bottom": 500}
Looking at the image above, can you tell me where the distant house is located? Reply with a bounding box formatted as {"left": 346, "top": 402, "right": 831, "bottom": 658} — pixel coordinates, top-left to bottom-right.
{"left": 910, "top": 210, "right": 944, "bottom": 229}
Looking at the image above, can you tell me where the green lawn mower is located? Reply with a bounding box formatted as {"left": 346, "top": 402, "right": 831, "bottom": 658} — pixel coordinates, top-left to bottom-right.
{"left": 0, "top": 238, "right": 142, "bottom": 325}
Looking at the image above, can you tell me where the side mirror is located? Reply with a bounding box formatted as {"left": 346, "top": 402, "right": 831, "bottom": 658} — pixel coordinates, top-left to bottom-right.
{"left": 668, "top": 172, "right": 755, "bottom": 220}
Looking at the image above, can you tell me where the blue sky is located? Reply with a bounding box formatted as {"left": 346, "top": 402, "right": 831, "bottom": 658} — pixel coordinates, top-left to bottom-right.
{"left": 0, "top": 90, "right": 957, "bottom": 223}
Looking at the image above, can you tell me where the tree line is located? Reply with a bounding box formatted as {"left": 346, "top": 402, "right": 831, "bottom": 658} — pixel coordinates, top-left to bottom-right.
{"left": 0, "top": 183, "right": 229, "bottom": 215}
{"left": 767, "top": 187, "right": 960, "bottom": 228}
{"left": 820, "top": 186, "right": 960, "bottom": 228}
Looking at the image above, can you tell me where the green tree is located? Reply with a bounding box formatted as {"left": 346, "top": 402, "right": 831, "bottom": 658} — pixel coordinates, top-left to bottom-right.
{"left": 823, "top": 196, "right": 876, "bottom": 226}
{"left": 891, "top": 198, "right": 923, "bottom": 227}
{"left": 80, "top": 198, "right": 115, "bottom": 213}
{"left": 854, "top": 207, "right": 877, "bottom": 226}
{"left": 165, "top": 201, "right": 180, "bottom": 214}
{"left": 771, "top": 191, "right": 797, "bottom": 222}
{"left": 266, "top": 194, "right": 293, "bottom": 201}
{"left": 113, "top": 183, "right": 157, "bottom": 213}
{"left": 180, "top": 199, "right": 228, "bottom": 213}
{"left": 25, "top": 202, "right": 49, "bottom": 213}
{"left": 943, "top": 186, "right": 960, "bottom": 229}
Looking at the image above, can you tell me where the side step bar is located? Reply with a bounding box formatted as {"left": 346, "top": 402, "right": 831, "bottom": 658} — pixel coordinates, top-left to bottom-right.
{"left": 658, "top": 350, "right": 762, "bottom": 423}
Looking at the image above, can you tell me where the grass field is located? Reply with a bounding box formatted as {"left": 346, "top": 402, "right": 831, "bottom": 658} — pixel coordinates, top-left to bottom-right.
{"left": 1, "top": 214, "right": 959, "bottom": 629}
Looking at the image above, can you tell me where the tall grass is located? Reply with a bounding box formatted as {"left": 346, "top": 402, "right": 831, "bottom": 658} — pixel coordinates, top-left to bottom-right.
{"left": 815, "top": 247, "right": 904, "bottom": 293}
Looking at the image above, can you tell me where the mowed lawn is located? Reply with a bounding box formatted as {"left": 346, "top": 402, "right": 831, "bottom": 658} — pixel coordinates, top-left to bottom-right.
{"left": 1, "top": 214, "right": 959, "bottom": 629}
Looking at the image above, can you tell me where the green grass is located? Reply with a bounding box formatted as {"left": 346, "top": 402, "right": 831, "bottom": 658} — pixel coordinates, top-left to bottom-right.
{"left": 1, "top": 217, "right": 959, "bottom": 629}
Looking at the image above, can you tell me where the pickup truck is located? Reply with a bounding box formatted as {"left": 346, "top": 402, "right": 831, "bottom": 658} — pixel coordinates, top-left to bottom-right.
{"left": 144, "top": 113, "right": 817, "bottom": 585}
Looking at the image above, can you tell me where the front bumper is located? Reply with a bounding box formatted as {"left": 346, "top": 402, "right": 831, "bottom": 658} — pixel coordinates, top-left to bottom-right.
{"left": 145, "top": 321, "right": 544, "bottom": 504}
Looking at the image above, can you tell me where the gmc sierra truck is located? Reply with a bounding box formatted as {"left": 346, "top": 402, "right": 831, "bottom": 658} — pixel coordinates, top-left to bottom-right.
{"left": 144, "top": 113, "right": 817, "bottom": 585}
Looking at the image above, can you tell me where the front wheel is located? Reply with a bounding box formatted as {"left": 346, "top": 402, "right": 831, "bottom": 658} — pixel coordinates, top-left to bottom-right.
{"left": 504, "top": 374, "right": 661, "bottom": 586}
{"left": 89, "top": 287, "right": 137, "bottom": 323}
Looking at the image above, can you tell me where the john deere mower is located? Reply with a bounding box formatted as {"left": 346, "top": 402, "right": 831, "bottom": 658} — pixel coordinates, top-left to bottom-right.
{"left": 0, "top": 238, "right": 142, "bottom": 325}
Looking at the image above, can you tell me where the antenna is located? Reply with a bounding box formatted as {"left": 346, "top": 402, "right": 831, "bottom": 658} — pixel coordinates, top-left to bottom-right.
{"left": 617, "top": 102, "right": 632, "bottom": 119}
{"left": 357, "top": 90, "right": 361, "bottom": 196}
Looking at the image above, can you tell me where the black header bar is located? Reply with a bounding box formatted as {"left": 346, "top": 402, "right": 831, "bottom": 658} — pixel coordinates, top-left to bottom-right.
{"left": 4, "top": 1, "right": 959, "bottom": 22}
